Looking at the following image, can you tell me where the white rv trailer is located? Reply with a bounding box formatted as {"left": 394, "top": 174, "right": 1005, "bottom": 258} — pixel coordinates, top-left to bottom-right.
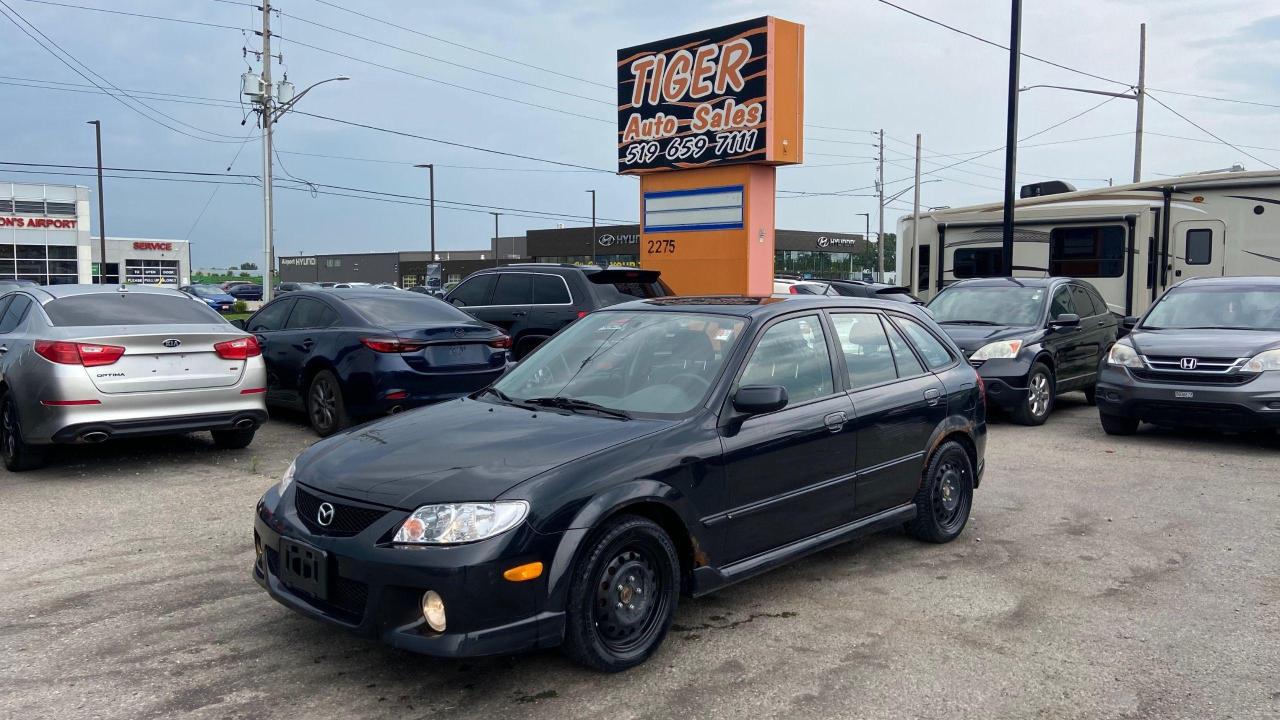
{"left": 895, "top": 170, "right": 1280, "bottom": 317}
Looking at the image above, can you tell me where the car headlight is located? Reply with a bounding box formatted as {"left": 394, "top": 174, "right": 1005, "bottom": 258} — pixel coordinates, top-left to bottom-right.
{"left": 279, "top": 460, "right": 296, "bottom": 494}
{"left": 1106, "top": 341, "right": 1144, "bottom": 368}
{"left": 1242, "top": 348, "right": 1280, "bottom": 373}
{"left": 970, "top": 339, "right": 1023, "bottom": 361}
{"left": 393, "top": 501, "right": 529, "bottom": 545}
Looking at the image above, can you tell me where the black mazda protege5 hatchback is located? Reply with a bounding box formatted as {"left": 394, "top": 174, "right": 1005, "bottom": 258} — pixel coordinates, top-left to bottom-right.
{"left": 253, "top": 295, "right": 987, "bottom": 671}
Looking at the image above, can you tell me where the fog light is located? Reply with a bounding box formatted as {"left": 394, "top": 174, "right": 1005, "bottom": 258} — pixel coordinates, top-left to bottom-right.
{"left": 422, "top": 590, "right": 446, "bottom": 632}
{"left": 1267, "top": 401, "right": 1280, "bottom": 410}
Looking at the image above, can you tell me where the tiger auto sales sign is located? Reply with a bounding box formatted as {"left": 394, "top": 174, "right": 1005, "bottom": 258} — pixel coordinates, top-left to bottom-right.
{"left": 617, "top": 16, "right": 804, "bottom": 174}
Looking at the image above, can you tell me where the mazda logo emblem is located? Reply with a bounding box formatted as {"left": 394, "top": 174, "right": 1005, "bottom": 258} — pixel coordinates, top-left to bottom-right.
{"left": 1180, "top": 357, "right": 1197, "bottom": 370}
{"left": 162, "top": 338, "right": 181, "bottom": 348}
{"left": 454, "top": 328, "right": 465, "bottom": 338}
{"left": 316, "top": 502, "right": 335, "bottom": 527}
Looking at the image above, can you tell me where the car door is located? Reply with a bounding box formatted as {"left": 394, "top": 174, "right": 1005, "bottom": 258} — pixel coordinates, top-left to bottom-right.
{"left": 718, "top": 313, "right": 858, "bottom": 563}
{"left": 478, "top": 273, "right": 534, "bottom": 338}
{"left": 445, "top": 273, "right": 497, "bottom": 319}
{"left": 275, "top": 297, "right": 342, "bottom": 405}
{"left": 245, "top": 297, "right": 296, "bottom": 406}
{"left": 0, "top": 295, "right": 18, "bottom": 381}
{"left": 1046, "top": 284, "right": 1088, "bottom": 384}
{"left": 834, "top": 312, "right": 948, "bottom": 517}
{"left": 1069, "top": 283, "right": 1110, "bottom": 388}
{"left": 527, "top": 273, "right": 577, "bottom": 342}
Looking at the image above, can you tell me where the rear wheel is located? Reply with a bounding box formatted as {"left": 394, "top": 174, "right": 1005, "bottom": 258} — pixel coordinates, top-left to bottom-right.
{"left": 0, "top": 393, "right": 48, "bottom": 472}
{"left": 562, "top": 515, "right": 679, "bottom": 672}
{"left": 513, "top": 336, "right": 547, "bottom": 361}
{"left": 905, "top": 441, "right": 974, "bottom": 543}
{"left": 211, "top": 427, "right": 256, "bottom": 449}
{"left": 1099, "top": 412, "right": 1139, "bottom": 436}
{"left": 1012, "top": 363, "right": 1054, "bottom": 426}
{"left": 306, "top": 370, "right": 348, "bottom": 437}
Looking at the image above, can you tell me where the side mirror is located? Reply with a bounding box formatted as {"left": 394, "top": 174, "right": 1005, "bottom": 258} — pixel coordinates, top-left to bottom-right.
{"left": 1121, "top": 315, "right": 1138, "bottom": 330}
{"left": 1050, "top": 313, "right": 1080, "bottom": 329}
{"left": 230, "top": 319, "right": 247, "bottom": 330}
{"left": 732, "top": 385, "right": 789, "bottom": 416}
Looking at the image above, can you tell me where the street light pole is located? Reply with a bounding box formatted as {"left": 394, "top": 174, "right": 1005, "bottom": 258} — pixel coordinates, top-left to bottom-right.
{"left": 86, "top": 120, "right": 106, "bottom": 284}
{"left": 414, "top": 164, "right": 436, "bottom": 258}
{"left": 260, "top": 0, "right": 274, "bottom": 301}
{"left": 1133, "top": 22, "right": 1146, "bottom": 183}
{"left": 911, "top": 133, "right": 922, "bottom": 289}
{"left": 586, "top": 190, "right": 597, "bottom": 265}
{"left": 877, "top": 129, "right": 885, "bottom": 281}
{"left": 1001, "top": 0, "right": 1023, "bottom": 278}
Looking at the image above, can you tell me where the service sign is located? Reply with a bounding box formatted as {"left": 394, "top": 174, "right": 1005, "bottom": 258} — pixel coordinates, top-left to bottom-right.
{"left": 617, "top": 16, "right": 804, "bottom": 174}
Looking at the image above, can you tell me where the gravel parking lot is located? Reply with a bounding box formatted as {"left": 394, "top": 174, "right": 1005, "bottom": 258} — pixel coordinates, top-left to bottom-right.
{"left": 2, "top": 396, "right": 1277, "bottom": 720}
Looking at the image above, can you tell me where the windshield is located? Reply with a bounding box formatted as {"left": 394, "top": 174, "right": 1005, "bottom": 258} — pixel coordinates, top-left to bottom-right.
{"left": 492, "top": 310, "right": 747, "bottom": 416}
{"left": 188, "top": 285, "right": 224, "bottom": 298}
{"left": 927, "top": 286, "right": 1046, "bottom": 326}
{"left": 1142, "top": 287, "right": 1280, "bottom": 330}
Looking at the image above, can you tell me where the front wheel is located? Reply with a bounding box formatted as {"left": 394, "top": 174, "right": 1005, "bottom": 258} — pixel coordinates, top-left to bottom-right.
{"left": 905, "top": 441, "right": 974, "bottom": 543}
{"left": 0, "top": 393, "right": 48, "bottom": 472}
{"left": 1012, "top": 363, "right": 1055, "bottom": 426}
{"left": 562, "top": 515, "right": 680, "bottom": 672}
{"left": 1099, "top": 412, "right": 1139, "bottom": 436}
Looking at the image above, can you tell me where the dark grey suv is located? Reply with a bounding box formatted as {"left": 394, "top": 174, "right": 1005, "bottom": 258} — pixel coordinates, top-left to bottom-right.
{"left": 444, "top": 264, "right": 671, "bottom": 359}
{"left": 1096, "top": 276, "right": 1280, "bottom": 435}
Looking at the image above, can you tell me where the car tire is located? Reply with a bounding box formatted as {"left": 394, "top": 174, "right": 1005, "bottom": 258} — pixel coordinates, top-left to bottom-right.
{"left": 0, "top": 393, "right": 48, "bottom": 472}
{"left": 905, "top": 441, "right": 974, "bottom": 543}
{"left": 562, "top": 515, "right": 680, "bottom": 673}
{"left": 211, "top": 427, "right": 257, "bottom": 449}
{"left": 1083, "top": 386, "right": 1098, "bottom": 406}
{"left": 1012, "top": 363, "right": 1054, "bottom": 426}
{"left": 1099, "top": 412, "right": 1139, "bottom": 436}
{"left": 306, "top": 370, "right": 349, "bottom": 437}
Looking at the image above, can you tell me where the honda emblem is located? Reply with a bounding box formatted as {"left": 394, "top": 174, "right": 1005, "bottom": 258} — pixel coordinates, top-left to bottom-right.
{"left": 1179, "top": 357, "right": 1197, "bottom": 370}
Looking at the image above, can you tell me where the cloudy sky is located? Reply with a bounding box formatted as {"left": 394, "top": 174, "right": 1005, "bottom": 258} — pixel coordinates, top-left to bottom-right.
{"left": 1, "top": 0, "right": 1276, "bottom": 268}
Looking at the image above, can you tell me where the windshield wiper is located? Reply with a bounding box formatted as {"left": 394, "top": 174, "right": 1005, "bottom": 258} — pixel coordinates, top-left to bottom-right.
{"left": 524, "top": 396, "right": 632, "bottom": 420}
{"left": 1177, "top": 325, "right": 1269, "bottom": 331}
{"left": 939, "top": 319, "right": 1003, "bottom": 326}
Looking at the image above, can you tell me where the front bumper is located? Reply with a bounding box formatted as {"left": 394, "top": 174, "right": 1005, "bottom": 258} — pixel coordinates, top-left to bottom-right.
{"left": 970, "top": 358, "right": 1032, "bottom": 413}
{"left": 1096, "top": 365, "right": 1280, "bottom": 429}
{"left": 252, "top": 483, "right": 566, "bottom": 658}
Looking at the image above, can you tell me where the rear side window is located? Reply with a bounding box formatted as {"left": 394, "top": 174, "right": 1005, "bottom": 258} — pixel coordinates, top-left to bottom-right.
{"left": 490, "top": 273, "right": 534, "bottom": 306}
{"left": 286, "top": 298, "right": 341, "bottom": 329}
{"left": 44, "top": 293, "right": 222, "bottom": 327}
{"left": 447, "top": 274, "right": 496, "bottom": 307}
{"left": 533, "top": 275, "right": 571, "bottom": 304}
{"left": 345, "top": 296, "right": 473, "bottom": 325}
{"left": 830, "top": 313, "right": 897, "bottom": 389}
{"left": 1186, "top": 229, "right": 1212, "bottom": 265}
{"left": 884, "top": 320, "right": 925, "bottom": 376}
{"left": 1070, "top": 285, "right": 1098, "bottom": 317}
{"left": 1088, "top": 286, "right": 1111, "bottom": 315}
{"left": 248, "top": 299, "right": 293, "bottom": 332}
{"left": 893, "top": 316, "right": 954, "bottom": 369}
{"left": 0, "top": 295, "right": 31, "bottom": 334}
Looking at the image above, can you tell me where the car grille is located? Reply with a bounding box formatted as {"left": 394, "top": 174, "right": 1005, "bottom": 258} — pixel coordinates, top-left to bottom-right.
{"left": 1130, "top": 401, "right": 1257, "bottom": 428}
{"left": 1134, "top": 355, "right": 1253, "bottom": 385}
{"left": 295, "top": 486, "right": 389, "bottom": 537}
{"left": 330, "top": 577, "right": 369, "bottom": 619}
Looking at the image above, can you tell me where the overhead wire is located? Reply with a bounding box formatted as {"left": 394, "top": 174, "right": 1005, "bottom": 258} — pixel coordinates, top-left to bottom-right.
{"left": 1145, "top": 92, "right": 1280, "bottom": 171}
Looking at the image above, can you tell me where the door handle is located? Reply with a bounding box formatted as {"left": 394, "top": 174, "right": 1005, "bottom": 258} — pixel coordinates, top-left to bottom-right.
{"left": 300, "top": 338, "right": 315, "bottom": 350}
{"left": 0, "top": 345, "right": 7, "bottom": 354}
{"left": 1096, "top": 320, "right": 1106, "bottom": 326}
{"left": 511, "top": 311, "right": 527, "bottom": 317}
{"left": 823, "top": 411, "right": 847, "bottom": 432}
{"left": 924, "top": 388, "right": 942, "bottom": 406}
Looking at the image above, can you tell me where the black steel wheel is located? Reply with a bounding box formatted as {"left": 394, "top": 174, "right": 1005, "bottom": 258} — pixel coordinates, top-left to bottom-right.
{"left": 306, "top": 370, "right": 348, "bottom": 437}
{"left": 905, "top": 441, "right": 974, "bottom": 543}
{"left": 1, "top": 393, "right": 48, "bottom": 472}
{"left": 563, "top": 515, "right": 679, "bottom": 672}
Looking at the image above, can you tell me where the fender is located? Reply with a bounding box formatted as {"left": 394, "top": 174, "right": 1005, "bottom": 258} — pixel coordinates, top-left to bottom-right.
{"left": 923, "top": 415, "right": 981, "bottom": 490}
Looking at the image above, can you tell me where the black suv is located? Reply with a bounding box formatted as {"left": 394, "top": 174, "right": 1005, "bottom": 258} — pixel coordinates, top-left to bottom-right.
{"left": 927, "top": 276, "right": 1118, "bottom": 425}
{"left": 444, "top": 264, "right": 671, "bottom": 359}
{"left": 1096, "top": 276, "right": 1280, "bottom": 435}
{"left": 253, "top": 295, "right": 985, "bottom": 671}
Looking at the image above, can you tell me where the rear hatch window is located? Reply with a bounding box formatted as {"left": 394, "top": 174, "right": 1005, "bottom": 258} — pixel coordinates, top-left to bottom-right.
{"left": 45, "top": 293, "right": 223, "bottom": 326}
{"left": 588, "top": 269, "right": 671, "bottom": 300}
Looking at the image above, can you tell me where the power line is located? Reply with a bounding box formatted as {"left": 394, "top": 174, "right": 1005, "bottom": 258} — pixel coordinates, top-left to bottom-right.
{"left": 1145, "top": 92, "right": 1280, "bottom": 171}
{"left": 275, "top": 149, "right": 597, "bottom": 172}
{"left": 18, "top": 0, "right": 241, "bottom": 30}
{"left": 1145, "top": 130, "right": 1280, "bottom": 155}
{"left": 0, "top": 77, "right": 242, "bottom": 109}
{"left": 883, "top": 133, "right": 1111, "bottom": 183}
{"left": 308, "top": 0, "right": 612, "bottom": 90}
{"left": 1148, "top": 87, "right": 1280, "bottom": 111}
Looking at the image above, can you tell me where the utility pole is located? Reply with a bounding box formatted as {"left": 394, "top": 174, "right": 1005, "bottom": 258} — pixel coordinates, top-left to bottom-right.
{"left": 912, "top": 133, "right": 922, "bottom": 290}
{"left": 490, "top": 212, "right": 501, "bottom": 267}
{"left": 1001, "top": 0, "right": 1022, "bottom": 278}
{"left": 1133, "top": 22, "right": 1146, "bottom": 183}
{"left": 86, "top": 120, "right": 106, "bottom": 283}
{"left": 586, "top": 190, "right": 597, "bottom": 265}
{"left": 259, "top": 0, "right": 275, "bottom": 301}
{"left": 877, "top": 129, "right": 885, "bottom": 281}
{"left": 414, "top": 164, "right": 436, "bottom": 258}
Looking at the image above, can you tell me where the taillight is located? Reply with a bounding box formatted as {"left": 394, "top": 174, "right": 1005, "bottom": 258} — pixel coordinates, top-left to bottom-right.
{"left": 488, "top": 335, "right": 512, "bottom": 349}
{"left": 788, "top": 286, "right": 800, "bottom": 294}
{"left": 214, "top": 336, "right": 261, "bottom": 360}
{"left": 35, "top": 340, "right": 125, "bottom": 367}
{"left": 975, "top": 374, "right": 987, "bottom": 409}
{"left": 360, "top": 337, "right": 427, "bottom": 353}
{"left": 576, "top": 310, "right": 588, "bottom": 319}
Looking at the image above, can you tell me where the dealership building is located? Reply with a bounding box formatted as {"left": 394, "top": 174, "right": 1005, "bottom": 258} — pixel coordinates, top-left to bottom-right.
{"left": 1, "top": 181, "right": 193, "bottom": 286}
{"left": 277, "top": 224, "right": 871, "bottom": 287}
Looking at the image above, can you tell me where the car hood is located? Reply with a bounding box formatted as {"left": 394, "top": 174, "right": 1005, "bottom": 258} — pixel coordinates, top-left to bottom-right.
{"left": 206, "top": 294, "right": 235, "bottom": 303}
{"left": 294, "top": 398, "right": 668, "bottom": 510}
{"left": 1128, "top": 329, "right": 1280, "bottom": 359}
{"left": 936, "top": 324, "right": 1037, "bottom": 355}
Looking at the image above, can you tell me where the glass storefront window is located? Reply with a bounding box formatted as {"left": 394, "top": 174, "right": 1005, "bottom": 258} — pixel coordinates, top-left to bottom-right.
{"left": 774, "top": 250, "right": 863, "bottom": 280}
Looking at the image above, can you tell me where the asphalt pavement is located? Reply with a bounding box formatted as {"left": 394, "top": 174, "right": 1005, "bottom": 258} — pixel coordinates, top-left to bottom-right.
{"left": 1, "top": 397, "right": 1277, "bottom": 720}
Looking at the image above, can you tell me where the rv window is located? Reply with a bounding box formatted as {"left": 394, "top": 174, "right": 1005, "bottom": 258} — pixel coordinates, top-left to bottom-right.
{"left": 1186, "top": 229, "right": 1212, "bottom": 265}
{"left": 1049, "top": 226, "right": 1125, "bottom": 278}
{"left": 953, "top": 248, "right": 1004, "bottom": 278}
{"left": 917, "top": 246, "right": 931, "bottom": 291}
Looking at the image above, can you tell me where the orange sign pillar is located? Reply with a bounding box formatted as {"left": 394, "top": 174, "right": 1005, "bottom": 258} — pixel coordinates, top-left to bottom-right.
{"left": 618, "top": 17, "right": 804, "bottom": 297}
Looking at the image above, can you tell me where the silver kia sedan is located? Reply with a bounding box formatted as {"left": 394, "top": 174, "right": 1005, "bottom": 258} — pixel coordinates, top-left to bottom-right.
{"left": 0, "top": 284, "right": 268, "bottom": 471}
